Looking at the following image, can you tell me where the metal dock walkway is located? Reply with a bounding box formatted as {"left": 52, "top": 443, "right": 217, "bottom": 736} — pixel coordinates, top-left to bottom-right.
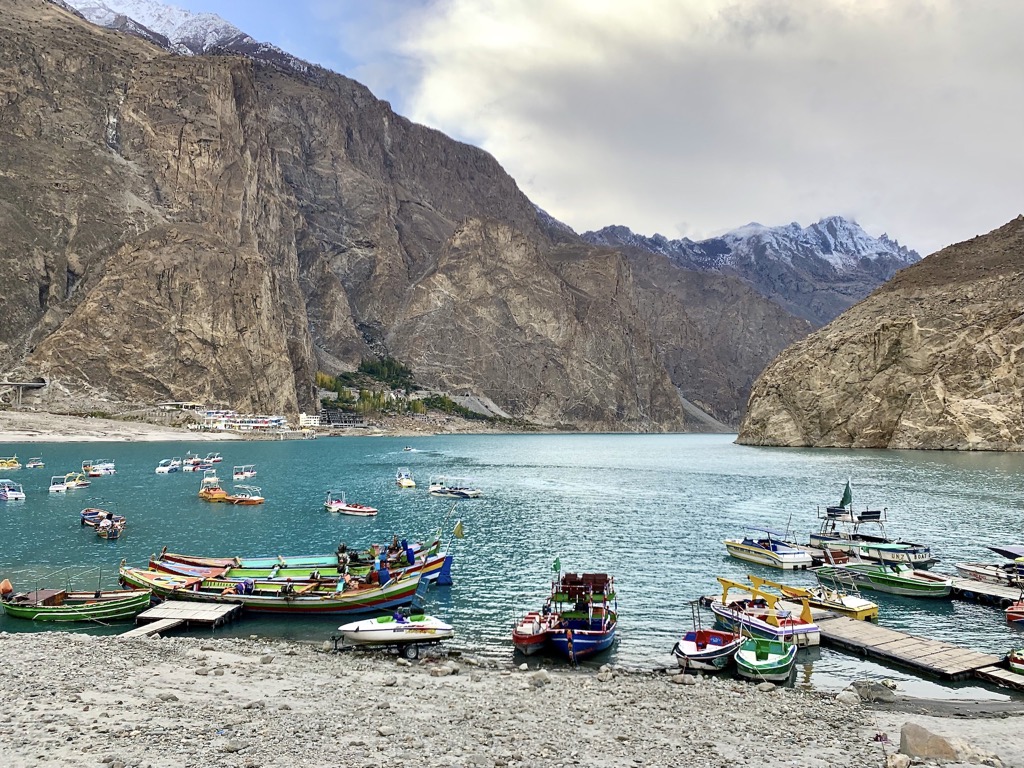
{"left": 816, "top": 614, "right": 1001, "bottom": 680}
{"left": 120, "top": 600, "right": 242, "bottom": 638}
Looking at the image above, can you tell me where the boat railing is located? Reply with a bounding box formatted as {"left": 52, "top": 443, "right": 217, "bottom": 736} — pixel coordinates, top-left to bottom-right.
{"left": 818, "top": 505, "right": 887, "bottom": 524}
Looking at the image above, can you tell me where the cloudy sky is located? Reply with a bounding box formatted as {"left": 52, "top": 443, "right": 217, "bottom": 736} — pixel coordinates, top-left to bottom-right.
{"left": 172, "top": 0, "right": 1023, "bottom": 255}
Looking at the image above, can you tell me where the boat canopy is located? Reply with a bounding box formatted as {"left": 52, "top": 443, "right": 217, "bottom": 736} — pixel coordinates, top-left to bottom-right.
{"left": 991, "top": 545, "right": 1024, "bottom": 560}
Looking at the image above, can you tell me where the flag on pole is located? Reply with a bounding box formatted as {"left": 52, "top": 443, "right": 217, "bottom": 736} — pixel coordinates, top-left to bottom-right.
{"left": 453, "top": 520, "right": 465, "bottom": 539}
{"left": 552, "top": 557, "right": 561, "bottom": 572}
{"left": 839, "top": 480, "right": 852, "bottom": 509}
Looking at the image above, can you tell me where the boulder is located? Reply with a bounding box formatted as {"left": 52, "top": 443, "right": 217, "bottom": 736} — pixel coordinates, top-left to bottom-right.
{"left": 899, "top": 723, "right": 959, "bottom": 761}
{"left": 852, "top": 680, "right": 897, "bottom": 703}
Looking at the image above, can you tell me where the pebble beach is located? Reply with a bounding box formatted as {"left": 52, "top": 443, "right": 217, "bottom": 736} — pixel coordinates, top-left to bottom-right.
{"left": 0, "top": 632, "right": 1020, "bottom": 768}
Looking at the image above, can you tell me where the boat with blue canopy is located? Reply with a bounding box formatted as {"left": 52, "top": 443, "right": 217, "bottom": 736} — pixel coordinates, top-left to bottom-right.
{"left": 723, "top": 528, "right": 814, "bottom": 570}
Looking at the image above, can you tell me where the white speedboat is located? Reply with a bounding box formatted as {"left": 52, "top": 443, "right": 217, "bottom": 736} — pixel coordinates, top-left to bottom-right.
{"left": 337, "top": 612, "right": 454, "bottom": 646}
{"left": 324, "top": 490, "right": 378, "bottom": 516}
{"left": 428, "top": 476, "right": 482, "bottom": 499}
{"left": 723, "top": 529, "right": 814, "bottom": 570}
{"left": 0, "top": 480, "right": 26, "bottom": 501}
{"left": 48, "top": 475, "right": 67, "bottom": 493}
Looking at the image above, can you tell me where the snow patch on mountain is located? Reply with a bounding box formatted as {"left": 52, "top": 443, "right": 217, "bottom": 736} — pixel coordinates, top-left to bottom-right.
{"left": 61, "top": 0, "right": 310, "bottom": 73}
{"left": 585, "top": 216, "right": 920, "bottom": 275}
{"left": 66, "top": 0, "right": 241, "bottom": 53}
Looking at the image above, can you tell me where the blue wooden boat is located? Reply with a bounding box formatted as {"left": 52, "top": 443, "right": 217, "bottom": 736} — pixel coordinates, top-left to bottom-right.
{"left": 545, "top": 571, "right": 617, "bottom": 662}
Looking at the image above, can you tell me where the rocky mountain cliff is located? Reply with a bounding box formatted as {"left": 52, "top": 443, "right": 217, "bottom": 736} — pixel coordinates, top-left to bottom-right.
{"left": 583, "top": 218, "right": 920, "bottom": 327}
{"left": 737, "top": 217, "right": 1024, "bottom": 450}
{"left": 0, "top": 0, "right": 812, "bottom": 429}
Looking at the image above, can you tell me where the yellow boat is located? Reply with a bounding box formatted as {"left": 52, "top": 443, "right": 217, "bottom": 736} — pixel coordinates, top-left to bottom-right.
{"left": 198, "top": 471, "right": 229, "bottom": 502}
{"left": 0, "top": 456, "right": 22, "bottom": 470}
{"left": 748, "top": 575, "right": 879, "bottom": 622}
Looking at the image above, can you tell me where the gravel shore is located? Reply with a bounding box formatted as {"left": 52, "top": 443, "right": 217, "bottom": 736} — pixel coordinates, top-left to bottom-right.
{"left": 2, "top": 632, "right": 1019, "bottom": 768}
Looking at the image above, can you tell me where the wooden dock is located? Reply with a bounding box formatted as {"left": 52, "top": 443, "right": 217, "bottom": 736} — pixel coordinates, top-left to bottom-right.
{"left": 120, "top": 600, "right": 242, "bottom": 638}
{"left": 949, "top": 577, "right": 1020, "bottom": 607}
{"left": 816, "top": 614, "right": 1001, "bottom": 680}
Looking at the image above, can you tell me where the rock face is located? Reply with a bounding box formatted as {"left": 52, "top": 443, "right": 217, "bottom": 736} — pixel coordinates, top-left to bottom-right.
{"left": 584, "top": 217, "right": 921, "bottom": 327}
{"left": 0, "top": 0, "right": 808, "bottom": 428}
{"left": 737, "top": 217, "right": 1024, "bottom": 450}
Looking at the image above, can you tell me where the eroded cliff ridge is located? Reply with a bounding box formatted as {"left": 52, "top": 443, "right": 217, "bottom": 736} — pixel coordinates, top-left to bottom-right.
{"left": 0, "top": 0, "right": 807, "bottom": 429}
{"left": 737, "top": 217, "right": 1024, "bottom": 450}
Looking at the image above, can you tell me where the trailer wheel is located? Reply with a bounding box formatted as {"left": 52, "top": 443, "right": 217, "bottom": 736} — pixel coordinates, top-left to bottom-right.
{"left": 402, "top": 644, "right": 419, "bottom": 660}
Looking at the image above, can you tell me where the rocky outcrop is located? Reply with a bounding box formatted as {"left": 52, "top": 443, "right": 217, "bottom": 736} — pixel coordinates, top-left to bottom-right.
{"left": 623, "top": 247, "right": 811, "bottom": 425}
{"left": 390, "top": 222, "right": 684, "bottom": 429}
{"left": 737, "top": 217, "right": 1024, "bottom": 450}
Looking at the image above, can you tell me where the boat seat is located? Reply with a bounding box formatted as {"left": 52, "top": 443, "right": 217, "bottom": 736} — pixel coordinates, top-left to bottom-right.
{"left": 755, "top": 649, "right": 769, "bottom": 661}
{"left": 708, "top": 635, "right": 723, "bottom": 646}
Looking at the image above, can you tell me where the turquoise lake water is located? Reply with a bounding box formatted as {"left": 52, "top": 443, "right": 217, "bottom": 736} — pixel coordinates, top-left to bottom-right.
{"left": 2, "top": 433, "right": 1023, "bottom": 697}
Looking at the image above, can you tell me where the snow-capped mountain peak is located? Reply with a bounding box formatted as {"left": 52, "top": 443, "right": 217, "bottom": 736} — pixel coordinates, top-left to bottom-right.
{"left": 61, "top": 0, "right": 311, "bottom": 72}
{"left": 582, "top": 217, "right": 921, "bottom": 326}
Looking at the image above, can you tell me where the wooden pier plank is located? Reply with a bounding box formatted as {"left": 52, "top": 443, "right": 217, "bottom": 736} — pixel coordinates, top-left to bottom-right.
{"left": 949, "top": 577, "right": 1020, "bottom": 604}
{"left": 816, "top": 614, "right": 1000, "bottom": 680}
{"left": 119, "top": 618, "right": 183, "bottom": 639}
{"left": 121, "top": 599, "right": 242, "bottom": 637}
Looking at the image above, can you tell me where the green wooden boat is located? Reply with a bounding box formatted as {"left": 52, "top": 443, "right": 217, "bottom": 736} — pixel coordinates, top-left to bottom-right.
{"left": 0, "top": 585, "right": 152, "bottom": 622}
{"left": 813, "top": 562, "right": 951, "bottom": 598}
{"left": 734, "top": 637, "right": 797, "bottom": 682}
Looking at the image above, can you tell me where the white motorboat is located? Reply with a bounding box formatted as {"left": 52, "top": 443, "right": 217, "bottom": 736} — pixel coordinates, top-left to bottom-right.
{"left": 48, "top": 475, "right": 67, "bottom": 493}
{"left": 0, "top": 480, "right": 26, "bottom": 501}
{"left": 155, "top": 459, "right": 178, "bottom": 474}
{"left": 324, "top": 490, "right": 378, "bottom": 516}
{"left": 809, "top": 481, "right": 934, "bottom": 567}
{"left": 428, "top": 476, "right": 482, "bottom": 499}
{"left": 723, "top": 529, "right": 814, "bottom": 570}
{"left": 337, "top": 612, "right": 454, "bottom": 646}
{"left": 954, "top": 561, "right": 1024, "bottom": 586}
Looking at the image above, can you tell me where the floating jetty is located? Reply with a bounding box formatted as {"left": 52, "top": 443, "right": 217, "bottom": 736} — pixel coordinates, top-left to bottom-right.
{"left": 120, "top": 600, "right": 241, "bottom": 639}
{"left": 815, "top": 614, "right": 1001, "bottom": 681}
{"left": 948, "top": 577, "right": 1021, "bottom": 607}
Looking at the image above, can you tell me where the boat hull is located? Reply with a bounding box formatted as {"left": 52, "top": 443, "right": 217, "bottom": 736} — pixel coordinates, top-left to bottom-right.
{"left": 151, "top": 551, "right": 450, "bottom": 584}
{"left": 512, "top": 611, "right": 557, "bottom": 655}
{"left": 547, "top": 622, "right": 617, "bottom": 660}
{"left": 0, "top": 589, "right": 151, "bottom": 622}
{"left": 671, "top": 630, "right": 743, "bottom": 671}
{"left": 337, "top": 615, "right": 453, "bottom": 646}
{"left": 325, "top": 502, "right": 378, "bottom": 516}
{"left": 809, "top": 534, "right": 934, "bottom": 568}
{"left": 954, "top": 562, "right": 1024, "bottom": 586}
{"left": 723, "top": 541, "right": 812, "bottom": 570}
{"left": 1006, "top": 602, "right": 1024, "bottom": 624}
{"left": 734, "top": 639, "right": 797, "bottom": 682}
{"left": 710, "top": 602, "right": 820, "bottom": 647}
{"left": 814, "top": 565, "right": 951, "bottom": 598}
{"left": 120, "top": 567, "right": 422, "bottom": 615}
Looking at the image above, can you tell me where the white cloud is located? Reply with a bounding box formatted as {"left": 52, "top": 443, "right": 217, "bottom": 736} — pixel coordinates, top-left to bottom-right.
{"left": 335, "top": 0, "right": 1024, "bottom": 254}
